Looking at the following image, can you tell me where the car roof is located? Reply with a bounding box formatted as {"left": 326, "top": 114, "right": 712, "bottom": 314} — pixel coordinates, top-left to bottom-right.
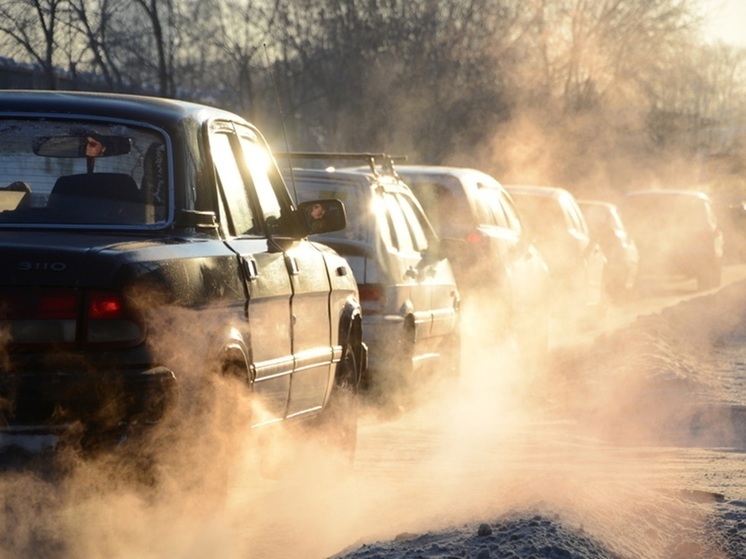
{"left": 395, "top": 164, "right": 493, "bottom": 180}
{"left": 505, "top": 184, "right": 571, "bottom": 199}
{"left": 394, "top": 164, "right": 506, "bottom": 190}
{"left": 289, "top": 166, "right": 411, "bottom": 194}
{"left": 0, "top": 89, "right": 242, "bottom": 130}
{"left": 625, "top": 189, "right": 711, "bottom": 201}
{"left": 577, "top": 199, "right": 616, "bottom": 209}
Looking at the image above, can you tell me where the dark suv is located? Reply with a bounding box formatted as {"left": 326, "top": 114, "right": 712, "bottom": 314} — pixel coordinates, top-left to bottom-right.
{"left": 0, "top": 91, "right": 366, "bottom": 452}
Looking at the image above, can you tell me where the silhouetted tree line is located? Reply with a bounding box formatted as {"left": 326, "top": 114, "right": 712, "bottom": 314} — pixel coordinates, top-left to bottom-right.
{"left": 1, "top": 0, "right": 744, "bottom": 195}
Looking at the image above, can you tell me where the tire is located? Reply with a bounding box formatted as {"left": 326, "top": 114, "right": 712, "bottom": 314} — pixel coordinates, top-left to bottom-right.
{"left": 317, "top": 339, "right": 359, "bottom": 461}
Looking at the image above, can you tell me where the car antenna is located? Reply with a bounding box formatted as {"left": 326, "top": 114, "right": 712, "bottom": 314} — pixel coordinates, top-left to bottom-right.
{"left": 264, "top": 43, "right": 299, "bottom": 203}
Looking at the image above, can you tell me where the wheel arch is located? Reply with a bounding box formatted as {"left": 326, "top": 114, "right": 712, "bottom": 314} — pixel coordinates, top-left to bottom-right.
{"left": 209, "top": 325, "right": 253, "bottom": 384}
{"left": 337, "top": 295, "right": 366, "bottom": 385}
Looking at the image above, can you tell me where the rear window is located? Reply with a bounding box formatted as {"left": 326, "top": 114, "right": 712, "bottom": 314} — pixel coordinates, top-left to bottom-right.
{"left": 0, "top": 118, "right": 168, "bottom": 227}
{"left": 403, "top": 176, "right": 471, "bottom": 237}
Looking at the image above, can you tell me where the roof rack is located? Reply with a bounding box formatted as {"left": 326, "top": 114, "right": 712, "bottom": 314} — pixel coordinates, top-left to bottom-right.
{"left": 275, "top": 151, "right": 407, "bottom": 176}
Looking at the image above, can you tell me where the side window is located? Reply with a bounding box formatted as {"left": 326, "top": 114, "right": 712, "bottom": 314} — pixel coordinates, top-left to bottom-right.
{"left": 209, "top": 130, "right": 257, "bottom": 236}
{"left": 237, "top": 133, "right": 283, "bottom": 227}
{"left": 383, "top": 192, "right": 415, "bottom": 253}
{"left": 480, "top": 186, "right": 509, "bottom": 228}
{"left": 565, "top": 197, "right": 588, "bottom": 235}
{"left": 500, "top": 192, "right": 523, "bottom": 234}
{"left": 397, "top": 193, "right": 430, "bottom": 252}
{"left": 474, "top": 188, "right": 497, "bottom": 226}
{"left": 373, "top": 194, "right": 395, "bottom": 249}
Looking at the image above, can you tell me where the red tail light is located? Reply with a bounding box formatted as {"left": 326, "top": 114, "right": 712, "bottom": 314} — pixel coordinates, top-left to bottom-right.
{"left": 1, "top": 288, "right": 144, "bottom": 349}
{"left": 358, "top": 284, "right": 385, "bottom": 314}
{"left": 85, "top": 291, "right": 145, "bottom": 346}
{"left": 35, "top": 290, "right": 80, "bottom": 319}
{"left": 88, "top": 292, "right": 126, "bottom": 319}
{"left": 465, "top": 231, "right": 484, "bottom": 244}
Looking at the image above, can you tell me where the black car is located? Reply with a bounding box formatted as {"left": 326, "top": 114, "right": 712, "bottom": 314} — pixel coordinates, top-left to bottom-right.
{"left": 0, "top": 90, "right": 366, "bottom": 453}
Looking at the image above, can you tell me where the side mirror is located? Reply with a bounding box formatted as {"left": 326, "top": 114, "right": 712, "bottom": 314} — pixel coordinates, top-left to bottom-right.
{"left": 298, "top": 199, "right": 347, "bottom": 235}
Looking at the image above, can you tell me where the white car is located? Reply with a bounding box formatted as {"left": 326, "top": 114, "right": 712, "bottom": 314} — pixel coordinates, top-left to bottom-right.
{"left": 395, "top": 165, "right": 551, "bottom": 359}
{"left": 506, "top": 185, "right": 607, "bottom": 324}
{"left": 280, "top": 154, "right": 461, "bottom": 405}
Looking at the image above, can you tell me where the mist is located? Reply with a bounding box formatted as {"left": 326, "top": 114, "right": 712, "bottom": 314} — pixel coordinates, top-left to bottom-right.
{"left": 2, "top": 1, "right": 746, "bottom": 557}
{"left": 2, "top": 265, "right": 746, "bottom": 558}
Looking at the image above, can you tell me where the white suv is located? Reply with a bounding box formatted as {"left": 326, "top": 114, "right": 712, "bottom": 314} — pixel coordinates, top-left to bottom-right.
{"left": 280, "top": 154, "right": 461, "bottom": 405}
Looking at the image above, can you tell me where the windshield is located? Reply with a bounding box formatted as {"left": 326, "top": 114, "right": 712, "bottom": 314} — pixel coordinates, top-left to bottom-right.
{"left": 0, "top": 118, "right": 168, "bottom": 228}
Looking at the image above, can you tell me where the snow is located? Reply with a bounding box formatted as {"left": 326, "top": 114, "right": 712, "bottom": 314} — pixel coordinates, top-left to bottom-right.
{"left": 334, "top": 280, "right": 746, "bottom": 559}
{"left": 3, "top": 277, "right": 746, "bottom": 559}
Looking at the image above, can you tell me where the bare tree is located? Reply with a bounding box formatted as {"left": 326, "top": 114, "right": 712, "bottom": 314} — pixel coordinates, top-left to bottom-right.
{"left": 273, "top": 0, "right": 520, "bottom": 161}
{"left": 0, "top": 0, "right": 66, "bottom": 88}
{"left": 65, "top": 0, "right": 128, "bottom": 90}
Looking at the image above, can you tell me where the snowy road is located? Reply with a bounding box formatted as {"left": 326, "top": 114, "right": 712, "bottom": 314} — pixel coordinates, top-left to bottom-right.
{"left": 3, "top": 265, "right": 746, "bottom": 559}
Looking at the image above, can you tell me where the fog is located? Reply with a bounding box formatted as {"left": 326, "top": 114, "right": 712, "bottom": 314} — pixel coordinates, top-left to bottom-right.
{"left": 2, "top": 271, "right": 746, "bottom": 558}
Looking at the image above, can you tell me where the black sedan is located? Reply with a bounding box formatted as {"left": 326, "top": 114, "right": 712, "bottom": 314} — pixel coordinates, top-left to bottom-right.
{"left": 0, "top": 90, "right": 366, "bottom": 454}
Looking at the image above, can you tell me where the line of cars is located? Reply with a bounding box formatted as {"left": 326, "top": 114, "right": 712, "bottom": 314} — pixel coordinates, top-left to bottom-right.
{"left": 0, "top": 90, "right": 726, "bottom": 465}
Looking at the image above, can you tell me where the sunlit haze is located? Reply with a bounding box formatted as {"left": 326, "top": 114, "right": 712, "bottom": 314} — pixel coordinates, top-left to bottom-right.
{"left": 701, "top": 0, "right": 746, "bottom": 46}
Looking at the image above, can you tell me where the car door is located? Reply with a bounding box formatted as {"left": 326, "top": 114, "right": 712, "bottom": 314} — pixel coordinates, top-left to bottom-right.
{"left": 395, "top": 190, "right": 458, "bottom": 341}
{"left": 381, "top": 190, "right": 431, "bottom": 335}
{"left": 234, "top": 131, "right": 334, "bottom": 418}
{"left": 209, "top": 122, "right": 293, "bottom": 424}
{"left": 565, "top": 196, "right": 605, "bottom": 307}
{"left": 485, "top": 186, "right": 547, "bottom": 310}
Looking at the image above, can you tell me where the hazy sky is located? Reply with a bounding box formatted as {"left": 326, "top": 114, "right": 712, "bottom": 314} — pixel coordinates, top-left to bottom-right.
{"left": 701, "top": 0, "right": 746, "bottom": 46}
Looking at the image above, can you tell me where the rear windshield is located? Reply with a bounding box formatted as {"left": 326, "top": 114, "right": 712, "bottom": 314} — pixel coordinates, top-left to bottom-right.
{"left": 0, "top": 118, "right": 169, "bottom": 228}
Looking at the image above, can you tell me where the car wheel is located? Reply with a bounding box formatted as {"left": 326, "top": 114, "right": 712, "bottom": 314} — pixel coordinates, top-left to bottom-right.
{"left": 317, "top": 338, "right": 360, "bottom": 462}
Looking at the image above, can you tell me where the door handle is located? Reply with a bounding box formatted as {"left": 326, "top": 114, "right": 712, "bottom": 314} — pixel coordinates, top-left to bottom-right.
{"left": 286, "top": 255, "right": 300, "bottom": 276}
{"left": 242, "top": 257, "right": 258, "bottom": 281}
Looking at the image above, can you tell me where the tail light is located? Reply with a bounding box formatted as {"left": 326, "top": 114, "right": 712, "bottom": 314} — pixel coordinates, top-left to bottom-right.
{"left": 358, "top": 283, "right": 385, "bottom": 315}
{"left": 1, "top": 288, "right": 145, "bottom": 349}
{"left": 465, "top": 231, "right": 485, "bottom": 245}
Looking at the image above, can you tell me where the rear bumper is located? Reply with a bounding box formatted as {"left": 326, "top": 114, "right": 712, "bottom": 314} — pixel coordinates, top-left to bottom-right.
{"left": 0, "top": 366, "right": 178, "bottom": 433}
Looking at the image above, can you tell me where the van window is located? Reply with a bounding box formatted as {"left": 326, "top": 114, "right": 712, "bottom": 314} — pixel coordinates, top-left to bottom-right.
{"left": 397, "top": 193, "right": 430, "bottom": 252}
{"left": 383, "top": 192, "right": 415, "bottom": 253}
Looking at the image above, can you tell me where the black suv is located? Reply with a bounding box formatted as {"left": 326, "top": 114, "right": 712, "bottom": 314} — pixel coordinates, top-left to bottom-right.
{"left": 0, "top": 91, "right": 366, "bottom": 452}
